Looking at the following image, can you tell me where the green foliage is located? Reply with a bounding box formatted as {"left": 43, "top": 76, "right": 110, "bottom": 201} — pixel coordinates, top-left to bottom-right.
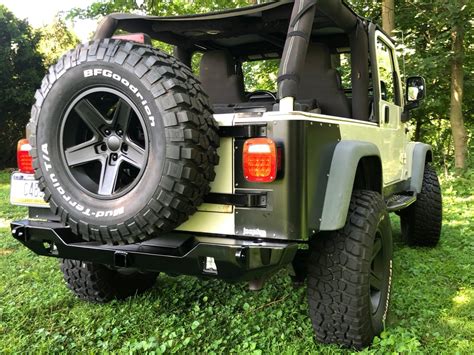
{"left": 243, "top": 59, "right": 280, "bottom": 92}
{"left": 0, "top": 6, "right": 45, "bottom": 169}
{"left": 397, "top": 0, "right": 473, "bottom": 170}
{"left": 38, "top": 17, "right": 80, "bottom": 68}
{"left": 0, "top": 169, "right": 473, "bottom": 352}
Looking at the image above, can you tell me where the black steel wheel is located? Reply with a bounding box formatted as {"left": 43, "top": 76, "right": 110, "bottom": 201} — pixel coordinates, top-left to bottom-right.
{"left": 29, "top": 39, "right": 219, "bottom": 244}
{"left": 370, "top": 231, "right": 385, "bottom": 317}
{"left": 307, "top": 190, "right": 393, "bottom": 349}
{"left": 61, "top": 88, "right": 149, "bottom": 198}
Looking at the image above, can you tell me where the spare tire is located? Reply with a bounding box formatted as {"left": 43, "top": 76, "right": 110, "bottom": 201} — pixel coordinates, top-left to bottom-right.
{"left": 29, "top": 39, "right": 219, "bottom": 244}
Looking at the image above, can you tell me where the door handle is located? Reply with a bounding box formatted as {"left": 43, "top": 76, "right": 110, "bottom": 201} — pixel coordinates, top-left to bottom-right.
{"left": 384, "top": 106, "right": 390, "bottom": 124}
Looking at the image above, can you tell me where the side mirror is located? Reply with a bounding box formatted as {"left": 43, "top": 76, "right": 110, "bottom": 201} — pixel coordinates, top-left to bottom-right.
{"left": 406, "top": 76, "right": 426, "bottom": 103}
{"left": 402, "top": 76, "right": 426, "bottom": 121}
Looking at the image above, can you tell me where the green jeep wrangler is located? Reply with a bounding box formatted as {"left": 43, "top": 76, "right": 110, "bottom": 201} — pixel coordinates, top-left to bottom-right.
{"left": 10, "top": 0, "right": 442, "bottom": 348}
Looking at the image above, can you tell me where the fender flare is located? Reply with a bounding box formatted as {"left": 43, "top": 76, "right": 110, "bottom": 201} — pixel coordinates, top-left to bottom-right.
{"left": 409, "top": 142, "right": 432, "bottom": 193}
{"left": 320, "top": 141, "right": 382, "bottom": 231}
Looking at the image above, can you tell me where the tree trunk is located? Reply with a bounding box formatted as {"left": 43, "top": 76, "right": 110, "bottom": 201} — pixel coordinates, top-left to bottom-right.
{"left": 382, "top": 0, "right": 395, "bottom": 35}
{"left": 449, "top": 24, "right": 467, "bottom": 172}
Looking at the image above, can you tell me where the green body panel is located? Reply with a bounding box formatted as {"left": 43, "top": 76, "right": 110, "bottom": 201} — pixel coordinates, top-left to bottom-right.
{"left": 184, "top": 95, "right": 430, "bottom": 236}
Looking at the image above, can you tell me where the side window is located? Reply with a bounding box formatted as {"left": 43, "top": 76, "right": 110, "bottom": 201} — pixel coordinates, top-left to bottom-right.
{"left": 376, "top": 39, "right": 397, "bottom": 105}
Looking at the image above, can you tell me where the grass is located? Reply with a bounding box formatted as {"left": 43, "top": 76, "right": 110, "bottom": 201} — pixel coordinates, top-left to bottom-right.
{"left": 0, "top": 170, "right": 473, "bottom": 353}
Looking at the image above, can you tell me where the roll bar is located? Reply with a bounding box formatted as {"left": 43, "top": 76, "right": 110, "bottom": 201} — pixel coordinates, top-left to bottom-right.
{"left": 93, "top": 0, "right": 370, "bottom": 119}
{"left": 277, "top": 0, "right": 363, "bottom": 113}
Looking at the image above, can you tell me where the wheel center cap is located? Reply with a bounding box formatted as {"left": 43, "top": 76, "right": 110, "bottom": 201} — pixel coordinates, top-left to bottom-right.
{"left": 107, "top": 136, "right": 121, "bottom": 151}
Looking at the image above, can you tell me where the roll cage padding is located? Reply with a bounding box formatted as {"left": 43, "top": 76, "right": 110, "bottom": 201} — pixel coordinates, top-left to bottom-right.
{"left": 93, "top": 16, "right": 118, "bottom": 40}
{"left": 316, "top": 0, "right": 359, "bottom": 32}
{"left": 349, "top": 20, "right": 370, "bottom": 121}
{"left": 278, "top": 0, "right": 367, "bottom": 119}
{"left": 173, "top": 47, "right": 192, "bottom": 68}
{"left": 278, "top": 0, "right": 317, "bottom": 100}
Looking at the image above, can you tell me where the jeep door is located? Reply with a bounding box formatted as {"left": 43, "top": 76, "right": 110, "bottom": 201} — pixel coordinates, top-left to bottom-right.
{"left": 372, "top": 29, "right": 408, "bottom": 184}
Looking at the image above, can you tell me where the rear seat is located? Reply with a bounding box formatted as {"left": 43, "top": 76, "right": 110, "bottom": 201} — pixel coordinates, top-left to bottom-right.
{"left": 199, "top": 50, "right": 246, "bottom": 105}
{"left": 200, "top": 50, "right": 277, "bottom": 113}
{"left": 199, "top": 49, "right": 322, "bottom": 114}
{"left": 297, "top": 43, "right": 352, "bottom": 118}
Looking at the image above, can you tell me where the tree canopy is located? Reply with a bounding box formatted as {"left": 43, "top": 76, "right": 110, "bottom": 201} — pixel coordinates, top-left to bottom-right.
{"left": 38, "top": 17, "right": 80, "bottom": 67}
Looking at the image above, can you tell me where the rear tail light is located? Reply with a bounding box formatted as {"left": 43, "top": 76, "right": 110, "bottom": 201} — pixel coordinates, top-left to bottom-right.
{"left": 243, "top": 138, "right": 277, "bottom": 183}
{"left": 17, "top": 138, "right": 34, "bottom": 174}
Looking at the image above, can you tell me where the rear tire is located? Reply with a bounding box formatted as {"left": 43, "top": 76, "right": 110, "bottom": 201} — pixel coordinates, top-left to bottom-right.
{"left": 400, "top": 164, "right": 442, "bottom": 247}
{"left": 307, "top": 190, "right": 393, "bottom": 349}
{"left": 60, "top": 259, "right": 157, "bottom": 303}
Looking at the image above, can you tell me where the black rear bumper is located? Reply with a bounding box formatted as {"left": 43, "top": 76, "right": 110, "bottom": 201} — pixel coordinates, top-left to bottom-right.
{"left": 11, "top": 220, "right": 297, "bottom": 281}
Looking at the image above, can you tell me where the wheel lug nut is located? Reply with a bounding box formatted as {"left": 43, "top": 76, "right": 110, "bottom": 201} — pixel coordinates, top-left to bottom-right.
{"left": 101, "top": 144, "right": 107, "bottom": 151}
{"left": 104, "top": 129, "right": 111, "bottom": 135}
{"left": 111, "top": 153, "right": 118, "bottom": 161}
{"left": 117, "top": 129, "right": 123, "bottom": 136}
{"left": 121, "top": 144, "right": 128, "bottom": 153}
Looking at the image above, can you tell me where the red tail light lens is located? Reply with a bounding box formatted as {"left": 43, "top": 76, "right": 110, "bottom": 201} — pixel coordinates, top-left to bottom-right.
{"left": 243, "top": 138, "right": 277, "bottom": 183}
{"left": 17, "top": 138, "right": 34, "bottom": 174}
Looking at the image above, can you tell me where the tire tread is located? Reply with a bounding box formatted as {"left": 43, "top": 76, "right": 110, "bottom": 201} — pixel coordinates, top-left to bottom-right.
{"left": 401, "top": 164, "right": 442, "bottom": 247}
{"left": 60, "top": 259, "right": 157, "bottom": 303}
{"left": 307, "top": 190, "right": 392, "bottom": 349}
